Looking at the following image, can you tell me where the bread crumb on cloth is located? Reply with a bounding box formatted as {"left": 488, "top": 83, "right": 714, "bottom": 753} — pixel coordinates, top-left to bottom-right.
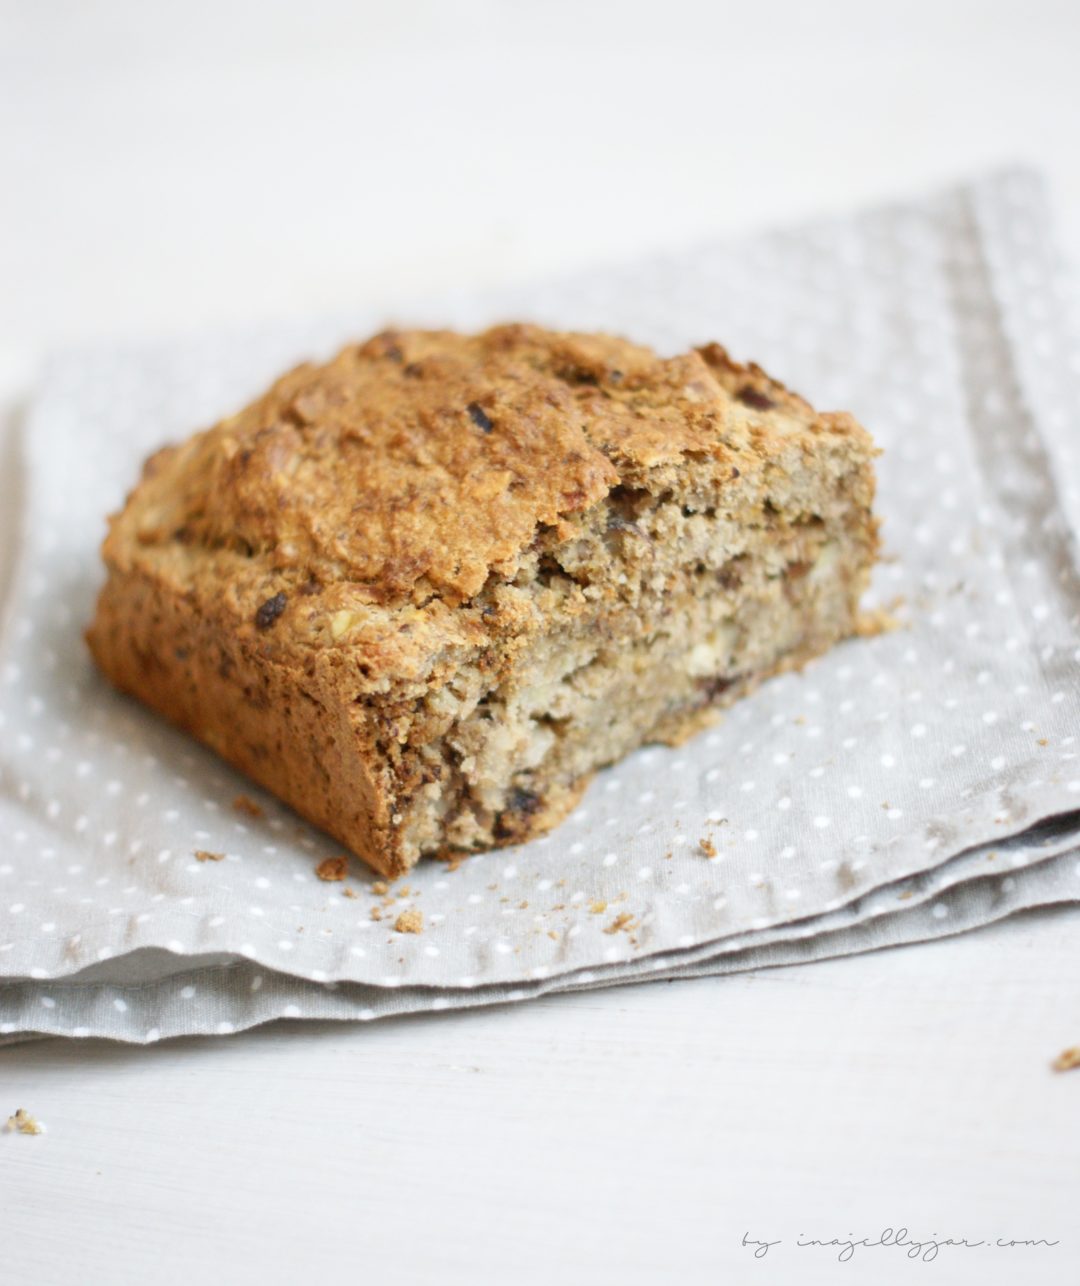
{"left": 393, "top": 909, "right": 424, "bottom": 935}
{"left": 231, "top": 794, "right": 264, "bottom": 818}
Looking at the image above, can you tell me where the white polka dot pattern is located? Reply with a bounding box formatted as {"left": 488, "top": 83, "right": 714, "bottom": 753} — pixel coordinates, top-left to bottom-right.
{"left": 1, "top": 167, "right": 1079, "bottom": 1043}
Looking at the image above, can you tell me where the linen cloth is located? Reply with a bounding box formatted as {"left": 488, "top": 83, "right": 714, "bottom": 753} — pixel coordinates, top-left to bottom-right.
{"left": 1, "top": 168, "right": 1078, "bottom": 1043}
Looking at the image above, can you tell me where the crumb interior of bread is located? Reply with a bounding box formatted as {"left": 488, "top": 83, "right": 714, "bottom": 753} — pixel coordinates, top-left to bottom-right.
{"left": 384, "top": 450, "right": 876, "bottom": 863}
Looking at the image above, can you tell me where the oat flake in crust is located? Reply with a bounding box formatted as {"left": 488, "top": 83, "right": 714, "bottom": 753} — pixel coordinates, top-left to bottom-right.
{"left": 87, "top": 324, "right": 880, "bottom": 877}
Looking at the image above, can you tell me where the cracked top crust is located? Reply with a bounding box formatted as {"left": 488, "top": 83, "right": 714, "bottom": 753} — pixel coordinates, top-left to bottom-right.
{"left": 101, "top": 324, "right": 871, "bottom": 685}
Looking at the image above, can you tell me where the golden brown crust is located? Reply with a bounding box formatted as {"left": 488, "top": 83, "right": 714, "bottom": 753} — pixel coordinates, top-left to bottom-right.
{"left": 98, "top": 325, "right": 873, "bottom": 679}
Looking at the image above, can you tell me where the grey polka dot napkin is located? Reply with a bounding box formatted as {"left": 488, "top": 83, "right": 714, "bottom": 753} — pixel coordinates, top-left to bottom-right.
{"left": 1, "top": 167, "right": 1078, "bottom": 1044}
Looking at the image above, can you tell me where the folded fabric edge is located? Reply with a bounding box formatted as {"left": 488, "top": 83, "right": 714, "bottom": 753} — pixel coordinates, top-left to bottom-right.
{"left": 2, "top": 871, "right": 1078, "bottom": 1046}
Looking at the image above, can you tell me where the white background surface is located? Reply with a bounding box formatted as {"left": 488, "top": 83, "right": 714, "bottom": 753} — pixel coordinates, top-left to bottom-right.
{"left": 1, "top": 2, "right": 1079, "bottom": 1283}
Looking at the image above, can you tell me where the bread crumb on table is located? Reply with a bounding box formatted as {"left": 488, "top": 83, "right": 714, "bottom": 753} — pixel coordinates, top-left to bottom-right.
{"left": 194, "top": 849, "right": 225, "bottom": 862}
{"left": 698, "top": 837, "right": 717, "bottom": 857}
{"left": 370, "top": 906, "right": 383, "bottom": 922}
{"left": 1051, "top": 1046, "right": 1080, "bottom": 1072}
{"left": 341, "top": 887, "right": 358, "bottom": 899}
{"left": 604, "top": 912, "right": 636, "bottom": 935}
{"left": 5, "top": 1108, "right": 43, "bottom": 1136}
{"left": 231, "top": 794, "right": 264, "bottom": 818}
{"left": 393, "top": 908, "right": 424, "bottom": 935}
{"left": 372, "top": 881, "right": 389, "bottom": 896}
{"left": 315, "top": 856, "right": 348, "bottom": 882}
{"left": 589, "top": 900, "right": 608, "bottom": 915}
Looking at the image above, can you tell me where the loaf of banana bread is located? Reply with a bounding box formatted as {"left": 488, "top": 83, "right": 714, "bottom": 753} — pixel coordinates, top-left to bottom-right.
{"left": 87, "top": 324, "right": 879, "bottom": 877}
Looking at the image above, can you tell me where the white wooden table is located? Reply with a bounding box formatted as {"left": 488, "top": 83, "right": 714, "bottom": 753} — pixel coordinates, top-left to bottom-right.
{"left": 2, "top": 4, "right": 1079, "bottom": 1282}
